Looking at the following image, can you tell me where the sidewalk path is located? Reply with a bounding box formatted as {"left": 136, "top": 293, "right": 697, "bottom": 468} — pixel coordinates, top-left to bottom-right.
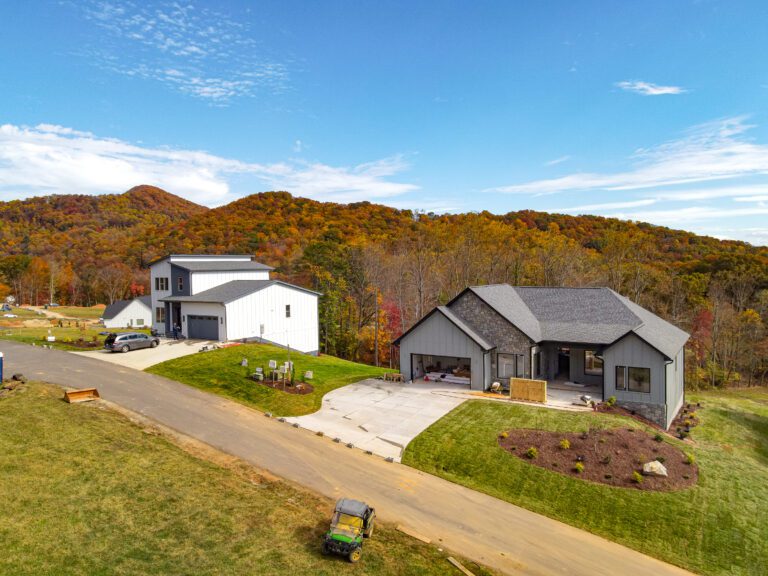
{"left": 1, "top": 341, "right": 695, "bottom": 576}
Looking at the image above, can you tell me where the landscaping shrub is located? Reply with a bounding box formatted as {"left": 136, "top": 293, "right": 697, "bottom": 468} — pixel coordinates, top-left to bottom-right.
{"left": 600, "top": 455, "right": 612, "bottom": 465}
{"left": 559, "top": 438, "right": 570, "bottom": 450}
{"left": 525, "top": 446, "right": 538, "bottom": 459}
{"left": 573, "top": 462, "right": 585, "bottom": 474}
{"left": 499, "top": 431, "right": 509, "bottom": 439}
{"left": 653, "top": 433, "right": 664, "bottom": 442}
{"left": 632, "top": 471, "right": 643, "bottom": 484}
{"left": 655, "top": 456, "right": 666, "bottom": 464}
{"left": 685, "top": 453, "right": 696, "bottom": 465}
{"left": 606, "top": 396, "right": 617, "bottom": 407}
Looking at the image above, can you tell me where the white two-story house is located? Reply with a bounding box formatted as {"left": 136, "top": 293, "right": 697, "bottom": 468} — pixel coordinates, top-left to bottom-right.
{"left": 149, "top": 254, "right": 319, "bottom": 354}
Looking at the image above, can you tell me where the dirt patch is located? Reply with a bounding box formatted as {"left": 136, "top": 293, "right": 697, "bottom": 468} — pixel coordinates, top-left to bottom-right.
{"left": 61, "top": 340, "right": 102, "bottom": 349}
{"left": 249, "top": 377, "right": 315, "bottom": 395}
{"left": 498, "top": 427, "right": 697, "bottom": 491}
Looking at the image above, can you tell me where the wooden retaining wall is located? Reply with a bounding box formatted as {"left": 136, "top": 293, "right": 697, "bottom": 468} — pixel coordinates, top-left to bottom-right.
{"left": 510, "top": 378, "right": 547, "bottom": 403}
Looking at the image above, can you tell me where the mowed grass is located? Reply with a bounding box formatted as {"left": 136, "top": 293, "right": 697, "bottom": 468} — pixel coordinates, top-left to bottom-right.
{"left": 0, "top": 382, "right": 494, "bottom": 576}
{"left": 53, "top": 305, "right": 106, "bottom": 319}
{"left": 2, "top": 307, "right": 45, "bottom": 318}
{"left": 0, "top": 326, "right": 149, "bottom": 351}
{"left": 148, "top": 343, "right": 389, "bottom": 417}
{"left": 402, "top": 389, "right": 768, "bottom": 576}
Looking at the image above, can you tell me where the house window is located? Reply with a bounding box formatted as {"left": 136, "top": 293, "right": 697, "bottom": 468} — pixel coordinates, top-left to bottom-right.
{"left": 285, "top": 304, "right": 291, "bottom": 318}
{"left": 615, "top": 365, "right": 627, "bottom": 390}
{"left": 628, "top": 367, "right": 651, "bottom": 393}
{"left": 155, "top": 307, "right": 165, "bottom": 323}
{"left": 497, "top": 354, "right": 524, "bottom": 378}
{"left": 584, "top": 350, "right": 603, "bottom": 375}
{"left": 136, "top": 318, "right": 144, "bottom": 326}
{"left": 155, "top": 277, "right": 169, "bottom": 291}
{"left": 177, "top": 276, "right": 184, "bottom": 291}
{"left": 533, "top": 351, "right": 541, "bottom": 378}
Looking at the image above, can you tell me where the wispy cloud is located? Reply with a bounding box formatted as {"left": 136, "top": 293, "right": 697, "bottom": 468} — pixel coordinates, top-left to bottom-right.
{"left": 556, "top": 199, "right": 657, "bottom": 213}
{"left": 0, "top": 124, "right": 418, "bottom": 205}
{"left": 544, "top": 155, "right": 571, "bottom": 166}
{"left": 74, "top": 1, "right": 290, "bottom": 104}
{"left": 487, "top": 117, "right": 768, "bottom": 195}
{"left": 616, "top": 80, "right": 686, "bottom": 96}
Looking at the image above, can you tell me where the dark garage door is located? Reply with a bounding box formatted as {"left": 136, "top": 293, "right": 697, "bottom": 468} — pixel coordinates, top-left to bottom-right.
{"left": 188, "top": 315, "right": 219, "bottom": 340}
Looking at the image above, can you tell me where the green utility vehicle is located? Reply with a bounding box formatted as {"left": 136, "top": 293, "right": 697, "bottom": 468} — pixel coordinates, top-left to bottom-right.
{"left": 321, "top": 498, "right": 376, "bottom": 563}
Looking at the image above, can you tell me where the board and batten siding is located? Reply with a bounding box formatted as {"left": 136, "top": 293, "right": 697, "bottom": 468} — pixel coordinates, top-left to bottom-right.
{"left": 103, "top": 300, "right": 152, "bottom": 329}
{"left": 397, "top": 311, "right": 487, "bottom": 390}
{"left": 665, "top": 347, "right": 685, "bottom": 426}
{"left": 191, "top": 270, "right": 270, "bottom": 295}
{"left": 603, "top": 333, "right": 667, "bottom": 405}
{"left": 180, "top": 302, "right": 226, "bottom": 341}
{"left": 150, "top": 260, "right": 172, "bottom": 334}
{"left": 224, "top": 284, "right": 319, "bottom": 354}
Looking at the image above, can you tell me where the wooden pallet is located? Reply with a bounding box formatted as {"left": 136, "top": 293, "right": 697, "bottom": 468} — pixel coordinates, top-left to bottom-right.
{"left": 64, "top": 388, "right": 101, "bottom": 403}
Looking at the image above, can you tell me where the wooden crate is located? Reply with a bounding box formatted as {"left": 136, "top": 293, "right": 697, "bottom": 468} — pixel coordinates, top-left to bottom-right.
{"left": 64, "top": 388, "right": 100, "bottom": 403}
{"left": 509, "top": 378, "right": 547, "bottom": 403}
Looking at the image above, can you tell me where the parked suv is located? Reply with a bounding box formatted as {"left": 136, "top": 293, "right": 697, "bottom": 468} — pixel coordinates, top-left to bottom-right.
{"left": 104, "top": 332, "right": 160, "bottom": 353}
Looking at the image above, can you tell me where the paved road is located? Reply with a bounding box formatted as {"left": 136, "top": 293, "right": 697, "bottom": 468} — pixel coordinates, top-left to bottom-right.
{"left": 2, "top": 341, "right": 694, "bottom": 576}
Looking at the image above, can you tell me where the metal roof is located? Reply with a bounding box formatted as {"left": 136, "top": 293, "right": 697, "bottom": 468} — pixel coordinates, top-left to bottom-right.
{"left": 160, "top": 280, "right": 320, "bottom": 304}
{"left": 171, "top": 260, "right": 273, "bottom": 272}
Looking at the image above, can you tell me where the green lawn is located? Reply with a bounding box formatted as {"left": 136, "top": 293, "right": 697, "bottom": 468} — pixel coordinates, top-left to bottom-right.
{"left": 2, "top": 307, "right": 45, "bottom": 318}
{"left": 148, "top": 343, "right": 389, "bottom": 417}
{"left": 0, "top": 382, "right": 493, "bottom": 576}
{"left": 53, "top": 305, "right": 106, "bottom": 319}
{"left": 403, "top": 389, "right": 768, "bottom": 576}
{"left": 0, "top": 326, "right": 149, "bottom": 351}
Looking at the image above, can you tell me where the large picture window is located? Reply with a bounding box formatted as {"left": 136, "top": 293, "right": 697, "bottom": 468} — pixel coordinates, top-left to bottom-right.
{"left": 584, "top": 350, "right": 603, "bottom": 375}
{"left": 628, "top": 367, "right": 651, "bottom": 393}
{"left": 615, "top": 365, "right": 627, "bottom": 390}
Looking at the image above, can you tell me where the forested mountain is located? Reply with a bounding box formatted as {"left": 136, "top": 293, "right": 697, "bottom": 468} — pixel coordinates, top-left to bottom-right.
{"left": 2, "top": 186, "right": 767, "bottom": 387}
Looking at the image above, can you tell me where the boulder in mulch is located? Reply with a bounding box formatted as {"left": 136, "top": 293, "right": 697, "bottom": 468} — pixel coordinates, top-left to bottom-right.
{"left": 642, "top": 460, "right": 668, "bottom": 477}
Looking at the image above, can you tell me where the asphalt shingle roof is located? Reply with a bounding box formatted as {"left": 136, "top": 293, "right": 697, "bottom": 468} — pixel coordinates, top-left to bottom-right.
{"left": 460, "top": 285, "right": 689, "bottom": 358}
{"left": 102, "top": 295, "right": 151, "bottom": 320}
{"left": 160, "top": 280, "right": 319, "bottom": 304}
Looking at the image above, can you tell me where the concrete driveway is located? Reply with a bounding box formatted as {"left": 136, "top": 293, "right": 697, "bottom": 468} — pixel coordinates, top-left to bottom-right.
{"left": 71, "top": 337, "right": 218, "bottom": 370}
{"left": 286, "top": 379, "right": 467, "bottom": 461}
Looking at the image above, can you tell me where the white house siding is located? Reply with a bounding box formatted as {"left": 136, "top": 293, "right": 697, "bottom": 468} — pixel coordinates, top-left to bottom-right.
{"left": 103, "top": 300, "right": 152, "bottom": 329}
{"left": 224, "top": 284, "right": 319, "bottom": 353}
{"left": 180, "top": 302, "right": 227, "bottom": 341}
{"left": 150, "top": 260, "right": 172, "bottom": 333}
{"left": 190, "top": 270, "right": 270, "bottom": 294}
{"left": 397, "top": 311, "right": 487, "bottom": 390}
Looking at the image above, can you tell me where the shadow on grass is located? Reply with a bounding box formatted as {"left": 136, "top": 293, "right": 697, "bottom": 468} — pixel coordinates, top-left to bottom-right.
{"left": 711, "top": 406, "right": 768, "bottom": 464}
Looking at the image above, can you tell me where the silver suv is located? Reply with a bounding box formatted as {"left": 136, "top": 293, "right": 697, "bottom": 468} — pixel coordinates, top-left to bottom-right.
{"left": 104, "top": 332, "right": 160, "bottom": 353}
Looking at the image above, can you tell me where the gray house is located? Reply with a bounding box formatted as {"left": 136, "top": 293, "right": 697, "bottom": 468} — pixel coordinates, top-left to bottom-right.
{"left": 393, "top": 285, "right": 689, "bottom": 429}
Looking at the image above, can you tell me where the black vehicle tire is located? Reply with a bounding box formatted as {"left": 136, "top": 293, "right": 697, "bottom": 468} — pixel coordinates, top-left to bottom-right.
{"left": 150, "top": 340, "right": 159, "bottom": 348}
{"left": 320, "top": 542, "right": 330, "bottom": 556}
{"left": 348, "top": 547, "right": 362, "bottom": 563}
{"left": 120, "top": 345, "right": 130, "bottom": 353}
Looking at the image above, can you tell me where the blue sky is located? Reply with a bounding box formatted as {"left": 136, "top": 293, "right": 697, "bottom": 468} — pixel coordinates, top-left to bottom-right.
{"left": 2, "top": 1, "right": 768, "bottom": 244}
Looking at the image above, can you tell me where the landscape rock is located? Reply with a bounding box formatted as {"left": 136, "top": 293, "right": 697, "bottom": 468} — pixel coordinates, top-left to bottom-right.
{"left": 642, "top": 460, "right": 668, "bottom": 477}
{"left": 11, "top": 373, "right": 27, "bottom": 383}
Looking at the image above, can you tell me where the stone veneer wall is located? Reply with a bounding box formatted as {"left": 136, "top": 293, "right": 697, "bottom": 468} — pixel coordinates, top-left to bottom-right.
{"left": 616, "top": 399, "right": 666, "bottom": 429}
{"left": 449, "top": 291, "right": 534, "bottom": 378}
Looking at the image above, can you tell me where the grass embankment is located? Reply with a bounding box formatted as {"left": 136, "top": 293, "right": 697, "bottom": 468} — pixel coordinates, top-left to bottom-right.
{"left": 0, "top": 382, "right": 493, "bottom": 576}
{"left": 2, "top": 307, "right": 44, "bottom": 318}
{"left": 148, "top": 343, "right": 389, "bottom": 417}
{"left": 0, "top": 326, "right": 149, "bottom": 351}
{"left": 403, "top": 388, "right": 768, "bottom": 576}
{"left": 52, "top": 305, "right": 106, "bottom": 319}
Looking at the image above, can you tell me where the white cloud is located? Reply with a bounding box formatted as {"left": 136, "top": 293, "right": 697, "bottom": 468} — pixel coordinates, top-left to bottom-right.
{"left": 0, "top": 124, "right": 418, "bottom": 206}
{"left": 75, "top": 1, "right": 290, "bottom": 103}
{"left": 292, "top": 139, "right": 303, "bottom": 153}
{"left": 556, "top": 199, "right": 657, "bottom": 213}
{"left": 612, "top": 206, "right": 768, "bottom": 225}
{"left": 616, "top": 80, "right": 686, "bottom": 96}
{"left": 544, "top": 155, "right": 571, "bottom": 166}
{"left": 487, "top": 117, "right": 768, "bottom": 195}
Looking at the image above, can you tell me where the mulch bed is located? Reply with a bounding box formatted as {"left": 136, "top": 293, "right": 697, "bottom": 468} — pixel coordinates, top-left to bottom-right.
{"left": 62, "top": 340, "right": 101, "bottom": 349}
{"left": 498, "top": 427, "right": 698, "bottom": 491}
{"left": 248, "top": 377, "right": 315, "bottom": 395}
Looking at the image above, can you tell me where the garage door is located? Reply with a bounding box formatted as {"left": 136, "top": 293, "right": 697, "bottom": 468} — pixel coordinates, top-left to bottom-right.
{"left": 188, "top": 315, "right": 219, "bottom": 340}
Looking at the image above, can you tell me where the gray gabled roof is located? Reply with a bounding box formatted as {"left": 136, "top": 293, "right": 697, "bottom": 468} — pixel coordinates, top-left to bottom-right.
{"left": 160, "top": 280, "right": 320, "bottom": 304}
{"left": 392, "top": 305, "right": 495, "bottom": 351}
{"left": 102, "top": 295, "right": 152, "bottom": 320}
{"left": 171, "top": 260, "right": 273, "bottom": 272}
{"left": 442, "top": 285, "right": 689, "bottom": 359}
